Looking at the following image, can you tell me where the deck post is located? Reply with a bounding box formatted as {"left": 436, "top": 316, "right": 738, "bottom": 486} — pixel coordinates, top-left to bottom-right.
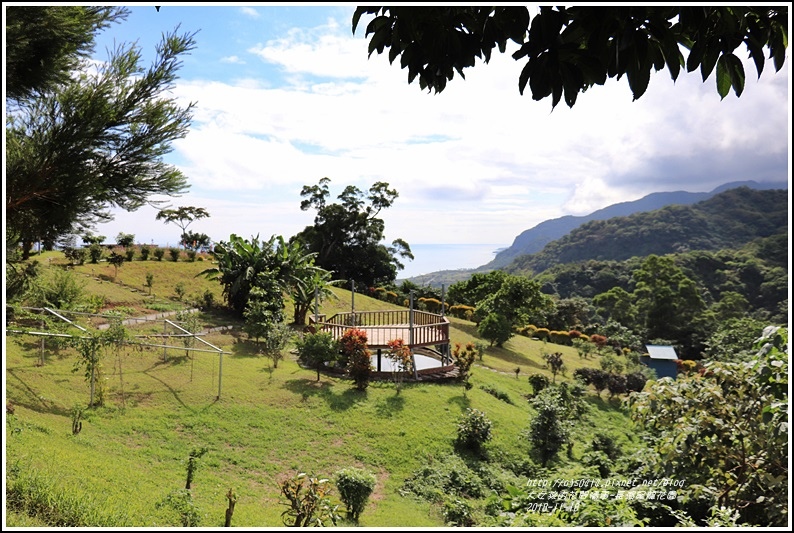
{"left": 314, "top": 286, "right": 319, "bottom": 326}
{"left": 441, "top": 284, "right": 446, "bottom": 317}
{"left": 377, "top": 348, "right": 382, "bottom": 372}
{"left": 409, "top": 291, "right": 418, "bottom": 380}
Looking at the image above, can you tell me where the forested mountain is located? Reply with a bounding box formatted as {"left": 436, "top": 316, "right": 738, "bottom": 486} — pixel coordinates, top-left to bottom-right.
{"left": 504, "top": 187, "right": 789, "bottom": 276}
{"left": 485, "top": 180, "right": 787, "bottom": 269}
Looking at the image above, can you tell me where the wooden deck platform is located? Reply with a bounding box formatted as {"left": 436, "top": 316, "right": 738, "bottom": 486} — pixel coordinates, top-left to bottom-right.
{"left": 310, "top": 310, "right": 450, "bottom": 349}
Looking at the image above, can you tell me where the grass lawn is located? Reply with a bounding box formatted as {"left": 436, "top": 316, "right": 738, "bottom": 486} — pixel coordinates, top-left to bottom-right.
{"left": 6, "top": 256, "right": 638, "bottom": 527}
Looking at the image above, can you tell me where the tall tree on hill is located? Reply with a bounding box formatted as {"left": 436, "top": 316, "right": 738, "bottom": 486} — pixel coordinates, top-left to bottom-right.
{"left": 6, "top": 6, "right": 196, "bottom": 259}
{"left": 156, "top": 206, "right": 211, "bottom": 248}
{"left": 292, "top": 177, "right": 413, "bottom": 288}
{"left": 632, "top": 255, "right": 705, "bottom": 353}
{"left": 352, "top": 6, "right": 788, "bottom": 108}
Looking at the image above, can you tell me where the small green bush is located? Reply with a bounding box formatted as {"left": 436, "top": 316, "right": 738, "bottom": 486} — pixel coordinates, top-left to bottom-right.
{"left": 456, "top": 408, "right": 492, "bottom": 452}
{"left": 527, "top": 373, "right": 550, "bottom": 397}
{"left": 334, "top": 467, "right": 376, "bottom": 522}
{"left": 153, "top": 248, "right": 165, "bottom": 261}
{"left": 168, "top": 248, "right": 180, "bottom": 262}
{"left": 442, "top": 497, "right": 475, "bottom": 526}
{"left": 139, "top": 245, "right": 151, "bottom": 261}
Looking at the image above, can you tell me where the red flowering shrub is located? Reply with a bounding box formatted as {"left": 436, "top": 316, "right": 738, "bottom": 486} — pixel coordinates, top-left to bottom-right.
{"left": 341, "top": 328, "right": 372, "bottom": 391}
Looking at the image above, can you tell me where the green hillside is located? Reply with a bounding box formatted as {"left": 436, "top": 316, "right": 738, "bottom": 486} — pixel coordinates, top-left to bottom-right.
{"left": 6, "top": 255, "right": 622, "bottom": 527}
{"left": 506, "top": 187, "right": 788, "bottom": 275}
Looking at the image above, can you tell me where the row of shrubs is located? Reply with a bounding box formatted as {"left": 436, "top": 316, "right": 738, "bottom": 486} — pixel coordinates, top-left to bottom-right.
{"left": 515, "top": 325, "right": 608, "bottom": 347}
{"left": 64, "top": 246, "right": 206, "bottom": 265}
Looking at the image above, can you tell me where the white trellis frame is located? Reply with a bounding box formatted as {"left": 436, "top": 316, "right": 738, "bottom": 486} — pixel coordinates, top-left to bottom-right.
{"left": 6, "top": 307, "right": 232, "bottom": 400}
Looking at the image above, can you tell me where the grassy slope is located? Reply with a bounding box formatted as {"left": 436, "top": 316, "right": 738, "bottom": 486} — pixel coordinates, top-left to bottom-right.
{"left": 5, "top": 255, "right": 633, "bottom": 527}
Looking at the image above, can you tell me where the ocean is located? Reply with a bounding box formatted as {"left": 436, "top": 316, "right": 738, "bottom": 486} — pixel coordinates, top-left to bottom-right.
{"left": 397, "top": 243, "right": 506, "bottom": 280}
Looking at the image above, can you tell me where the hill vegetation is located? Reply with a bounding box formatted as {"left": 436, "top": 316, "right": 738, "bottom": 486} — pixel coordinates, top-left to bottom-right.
{"left": 5, "top": 252, "right": 788, "bottom": 527}
{"left": 485, "top": 180, "right": 787, "bottom": 269}
{"left": 504, "top": 187, "right": 788, "bottom": 275}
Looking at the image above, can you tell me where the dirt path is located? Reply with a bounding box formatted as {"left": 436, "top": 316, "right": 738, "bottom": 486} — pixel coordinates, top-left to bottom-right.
{"left": 96, "top": 308, "right": 199, "bottom": 330}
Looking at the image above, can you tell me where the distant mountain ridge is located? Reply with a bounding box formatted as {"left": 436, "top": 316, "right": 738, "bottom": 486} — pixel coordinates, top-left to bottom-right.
{"left": 504, "top": 186, "right": 789, "bottom": 276}
{"left": 484, "top": 180, "right": 788, "bottom": 270}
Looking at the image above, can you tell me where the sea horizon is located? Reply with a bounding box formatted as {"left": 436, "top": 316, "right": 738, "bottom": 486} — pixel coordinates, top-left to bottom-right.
{"left": 397, "top": 243, "right": 507, "bottom": 280}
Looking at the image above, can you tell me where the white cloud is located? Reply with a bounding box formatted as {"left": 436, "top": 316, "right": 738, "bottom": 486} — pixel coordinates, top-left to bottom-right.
{"left": 220, "top": 55, "right": 244, "bottom": 64}
{"left": 92, "top": 8, "right": 790, "bottom": 248}
{"left": 239, "top": 6, "right": 260, "bottom": 19}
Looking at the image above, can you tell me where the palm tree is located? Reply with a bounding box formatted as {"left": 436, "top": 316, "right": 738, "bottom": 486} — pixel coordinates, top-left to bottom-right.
{"left": 274, "top": 236, "right": 340, "bottom": 325}
{"left": 198, "top": 234, "right": 277, "bottom": 316}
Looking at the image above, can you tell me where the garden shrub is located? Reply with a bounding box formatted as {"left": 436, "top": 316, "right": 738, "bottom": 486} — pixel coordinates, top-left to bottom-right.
{"left": 625, "top": 371, "right": 647, "bottom": 393}
{"left": 549, "top": 330, "right": 571, "bottom": 345}
{"left": 88, "top": 244, "right": 103, "bottom": 264}
{"left": 401, "top": 455, "right": 488, "bottom": 502}
{"left": 334, "top": 467, "right": 376, "bottom": 522}
{"left": 124, "top": 249, "right": 135, "bottom": 262}
{"left": 455, "top": 408, "right": 493, "bottom": 452}
{"left": 442, "top": 497, "right": 475, "bottom": 526}
{"left": 449, "top": 305, "right": 475, "bottom": 320}
{"left": 534, "top": 328, "right": 550, "bottom": 341}
{"left": 589, "top": 334, "right": 608, "bottom": 347}
{"left": 153, "top": 247, "right": 165, "bottom": 261}
{"left": 340, "top": 328, "right": 372, "bottom": 391}
{"left": 581, "top": 450, "right": 612, "bottom": 478}
{"left": 279, "top": 473, "right": 340, "bottom": 527}
{"left": 480, "top": 384, "right": 513, "bottom": 404}
{"left": 527, "top": 373, "right": 549, "bottom": 397}
{"left": 186, "top": 250, "right": 197, "bottom": 262}
{"left": 590, "top": 433, "right": 621, "bottom": 461}
{"left": 168, "top": 248, "right": 180, "bottom": 262}
{"left": 139, "top": 245, "right": 150, "bottom": 261}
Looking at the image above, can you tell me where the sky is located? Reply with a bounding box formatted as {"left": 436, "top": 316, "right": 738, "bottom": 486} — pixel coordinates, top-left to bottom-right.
{"left": 7, "top": 4, "right": 793, "bottom": 273}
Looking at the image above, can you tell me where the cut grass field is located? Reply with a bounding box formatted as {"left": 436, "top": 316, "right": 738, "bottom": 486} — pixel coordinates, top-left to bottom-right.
{"left": 5, "top": 255, "right": 635, "bottom": 527}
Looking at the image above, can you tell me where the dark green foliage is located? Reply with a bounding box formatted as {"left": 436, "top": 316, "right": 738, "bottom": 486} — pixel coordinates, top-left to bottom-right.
{"left": 702, "top": 316, "right": 770, "bottom": 362}
{"left": 292, "top": 177, "right": 413, "bottom": 287}
{"left": 139, "top": 245, "right": 151, "bottom": 261}
{"left": 455, "top": 408, "right": 493, "bottom": 452}
{"left": 353, "top": 7, "right": 788, "bottom": 106}
{"left": 526, "top": 373, "right": 549, "bottom": 397}
{"left": 629, "top": 327, "right": 788, "bottom": 526}
{"left": 295, "top": 332, "right": 339, "bottom": 381}
{"left": 589, "top": 433, "right": 621, "bottom": 461}
{"left": 477, "top": 312, "right": 512, "bottom": 347}
{"left": 7, "top": 15, "right": 196, "bottom": 259}
{"left": 334, "top": 467, "right": 376, "bottom": 522}
{"left": 115, "top": 233, "right": 134, "bottom": 248}
{"left": 168, "top": 248, "right": 180, "bottom": 262}
{"left": 5, "top": 6, "right": 126, "bottom": 102}
{"left": 184, "top": 447, "right": 208, "bottom": 490}
{"left": 153, "top": 248, "right": 165, "bottom": 261}
{"left": 508, "top": 188, "right": 788, "bottom": 276}
{"left": 108, "top": 252, "right": 125, "bottom": 278}
{"left": 625, "top": 372, "right": 647, "bottom": 393}
{"left": 442, "top": 497, "right": 475, "bottom": 526}
{"left": 605, "top": 373, "right": 628, "bottom": 398}
{"left": 401, "top": 455, "right": 488, "bottom": 502}
{"left": 527, "top": 391, "right": 569, "bottom": 467}
{"left": 88, "top": 244, "right": 104, "bottom": 264}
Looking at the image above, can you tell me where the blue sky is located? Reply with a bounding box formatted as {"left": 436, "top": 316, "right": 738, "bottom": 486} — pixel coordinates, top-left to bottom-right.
{"left": 9, "top": 4, "right": 792, "bottom": 274}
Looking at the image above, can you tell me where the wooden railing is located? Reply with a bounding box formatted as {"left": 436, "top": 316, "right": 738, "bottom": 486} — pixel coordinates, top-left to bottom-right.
{"left": 310, "top": 310, "right": 450, "bottom": 348}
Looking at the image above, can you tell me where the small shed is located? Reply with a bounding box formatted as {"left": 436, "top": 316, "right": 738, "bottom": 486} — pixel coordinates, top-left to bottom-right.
{"left": 641, "top": 344, "right": 678, "bottom": 380}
